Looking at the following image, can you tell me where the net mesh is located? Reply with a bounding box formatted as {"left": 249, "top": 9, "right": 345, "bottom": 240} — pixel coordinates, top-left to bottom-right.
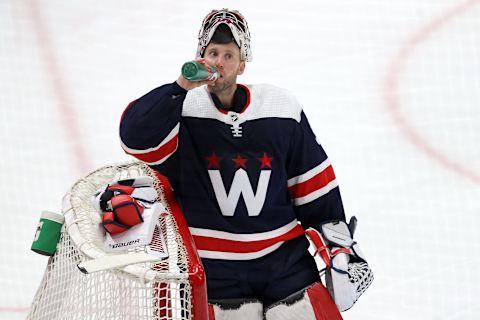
{"left": 27, "top": 162, "right": 194, "bottom": 320}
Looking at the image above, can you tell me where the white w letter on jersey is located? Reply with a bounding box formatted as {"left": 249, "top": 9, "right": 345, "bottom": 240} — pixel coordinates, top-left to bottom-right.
{"left": 208, "top": 169, "right": 271, "bottom": 217}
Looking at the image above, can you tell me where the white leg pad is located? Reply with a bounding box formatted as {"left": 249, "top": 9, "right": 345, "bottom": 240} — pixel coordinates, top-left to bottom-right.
{"left": 209, "top": 300, "right": 263, "bottom": 320}
{"left": 265, "top": 294, "right": 317, "bottom": 320}
{"left": 265, "top": 282, "right": 343, "bottom": 320}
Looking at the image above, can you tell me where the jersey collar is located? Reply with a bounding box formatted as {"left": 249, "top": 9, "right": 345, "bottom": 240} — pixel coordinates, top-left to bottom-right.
{"left": 210, "top": 84, "right": 251, "bottom": 115}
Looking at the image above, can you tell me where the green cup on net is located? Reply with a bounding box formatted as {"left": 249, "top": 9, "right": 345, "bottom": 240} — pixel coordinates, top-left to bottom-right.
{"left": 31, "top": 211, "right": 65, "bottom": 256}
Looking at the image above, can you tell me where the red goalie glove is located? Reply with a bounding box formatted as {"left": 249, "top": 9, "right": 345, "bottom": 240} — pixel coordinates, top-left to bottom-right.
{"left": 101, "top": 211, "right": 129, "bottom": 234}
{"left": 99, "top": 185, "right": 135, "bottom": 212}
{"left": 101, "top": 194, "right": 144, "bottom": 234}
{"left": 94, "top": 177, "right": 157, "bottom": 234}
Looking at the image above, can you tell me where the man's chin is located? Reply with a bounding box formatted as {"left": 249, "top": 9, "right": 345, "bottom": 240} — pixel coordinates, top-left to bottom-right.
{"left": 208, "top": 81, "right": 231, "bottom": 93}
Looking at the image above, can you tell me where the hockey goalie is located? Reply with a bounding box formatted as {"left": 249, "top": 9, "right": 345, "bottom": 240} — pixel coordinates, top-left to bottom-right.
{"left": 29, "top": 7, "right": 373, "bottom": 320}
{"left": 116, "top": 7, "right": 374, "bottom": 320}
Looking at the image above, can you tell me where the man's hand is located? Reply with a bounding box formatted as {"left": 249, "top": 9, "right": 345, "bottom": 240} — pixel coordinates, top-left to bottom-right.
{"left": 176, "top": 74, "right": 216, "bottom": 90}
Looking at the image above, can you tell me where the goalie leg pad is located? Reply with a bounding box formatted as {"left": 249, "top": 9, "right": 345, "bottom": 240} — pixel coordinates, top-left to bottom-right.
{"left": 208, "top": 298, "right": 263, "bottom": 320}
{"left": 265, "top": 282, "right": 342, "bottom": 320}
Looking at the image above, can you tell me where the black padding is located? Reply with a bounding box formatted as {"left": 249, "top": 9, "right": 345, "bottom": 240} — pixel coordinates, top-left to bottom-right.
{"left": 208, "top": 298, "right": 261, "bottom": 310}
{"left": 99, "top": 189, "right": 115, "bottom": 211}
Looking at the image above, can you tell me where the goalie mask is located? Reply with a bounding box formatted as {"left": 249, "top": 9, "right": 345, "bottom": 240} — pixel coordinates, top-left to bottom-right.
{"left": 196, "top": 8, "right": 252, "bottom": 62}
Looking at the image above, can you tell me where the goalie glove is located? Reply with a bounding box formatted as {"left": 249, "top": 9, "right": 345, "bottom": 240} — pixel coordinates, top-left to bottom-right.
{"left": 93, "top": 176, "right": 157, "bottom": 212}
{"left": 101, "top": 194, "right": 145, "bottom": 234}
{"left": 94, "top": 176, "right": 158, "bottom": 234}
{"left": 97, "top": 176, "right": 157, "bottom": 211}
{"left": 307, "top": 217, "right": 374, "bottom": 312}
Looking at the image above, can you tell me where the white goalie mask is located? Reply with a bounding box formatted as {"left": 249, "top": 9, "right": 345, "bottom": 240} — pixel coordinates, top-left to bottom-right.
{"left": 196, "top": 9, "right": 252, "bottom": 62}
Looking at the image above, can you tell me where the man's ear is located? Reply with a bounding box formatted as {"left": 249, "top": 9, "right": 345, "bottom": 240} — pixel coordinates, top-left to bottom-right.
{"left": 237, "top": 61, "right": 246, "bottom": 75}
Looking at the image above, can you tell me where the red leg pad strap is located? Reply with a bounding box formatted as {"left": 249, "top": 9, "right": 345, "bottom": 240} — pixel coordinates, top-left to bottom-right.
{"left": 307, "top": 282, "right": 343, "bottom": 320}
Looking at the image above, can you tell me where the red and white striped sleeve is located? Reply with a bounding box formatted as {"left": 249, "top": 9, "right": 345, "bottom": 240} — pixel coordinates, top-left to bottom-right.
{"left": 119, "top": 82, "right": 186, "bottom": 166}
{"left": 288, "top": 158, "right": 339, "bottom": 206}
{"left": 286, "top": 111, "right": 346, "bottom": 228}
{"left": 121, "top": 123, "right": 179, "bottom": 165}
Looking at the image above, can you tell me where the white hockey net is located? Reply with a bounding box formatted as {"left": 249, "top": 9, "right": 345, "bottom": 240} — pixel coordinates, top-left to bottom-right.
{"left": 27, "top": 161, "right": 208, "bottom": 320}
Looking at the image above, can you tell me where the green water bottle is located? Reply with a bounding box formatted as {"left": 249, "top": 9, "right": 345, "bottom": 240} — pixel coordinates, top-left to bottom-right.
{"left": 31, "top": 211, "right": 65, "bottom": 256}
{"left": 181, "top": 61, "right": 219, "bottom": 81}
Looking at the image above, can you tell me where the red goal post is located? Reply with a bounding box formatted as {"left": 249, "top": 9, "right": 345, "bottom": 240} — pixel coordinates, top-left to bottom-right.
{"left": 27, "top": 161, "right": 209, "bottom": 320}
{"left": 155, "top": 173, "right": 209, "bottom": 319}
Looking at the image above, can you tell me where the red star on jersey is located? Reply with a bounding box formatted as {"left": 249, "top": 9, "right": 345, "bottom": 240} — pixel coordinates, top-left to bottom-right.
{"left": 232, "top": 154, "right": 248, "bottom": 169}
{"left": 206, "top": 152, "right": 222, "bottom": 168}
{"left": 258, "top": 152, "right": 273, "bottom": 169}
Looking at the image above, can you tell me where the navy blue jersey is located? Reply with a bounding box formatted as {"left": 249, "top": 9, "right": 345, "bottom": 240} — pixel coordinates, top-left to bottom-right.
{"left": 120, "top": 82, "right": 345, "bottom": 260}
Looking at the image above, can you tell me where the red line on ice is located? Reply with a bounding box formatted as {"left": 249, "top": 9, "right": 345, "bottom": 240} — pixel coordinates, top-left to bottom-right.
{"left": 383, "top": 0, "right": 480, "bottom": 184}
{"left": 0, "top": 307, "right": 30, "bottom": 313}
{"left": 27, "top": 0, "right": 92, "bottom": 175}
{"left": 1, "top": 1, "right": 92, "bottom": 313}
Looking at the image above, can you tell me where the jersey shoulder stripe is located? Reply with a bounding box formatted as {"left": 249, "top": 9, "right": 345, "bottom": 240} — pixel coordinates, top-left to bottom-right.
{"left": 182, "top": 84, "right": 302, "bottom": 124}
{"left": 121, "top": 123, "right": 179, "bottom": 165}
